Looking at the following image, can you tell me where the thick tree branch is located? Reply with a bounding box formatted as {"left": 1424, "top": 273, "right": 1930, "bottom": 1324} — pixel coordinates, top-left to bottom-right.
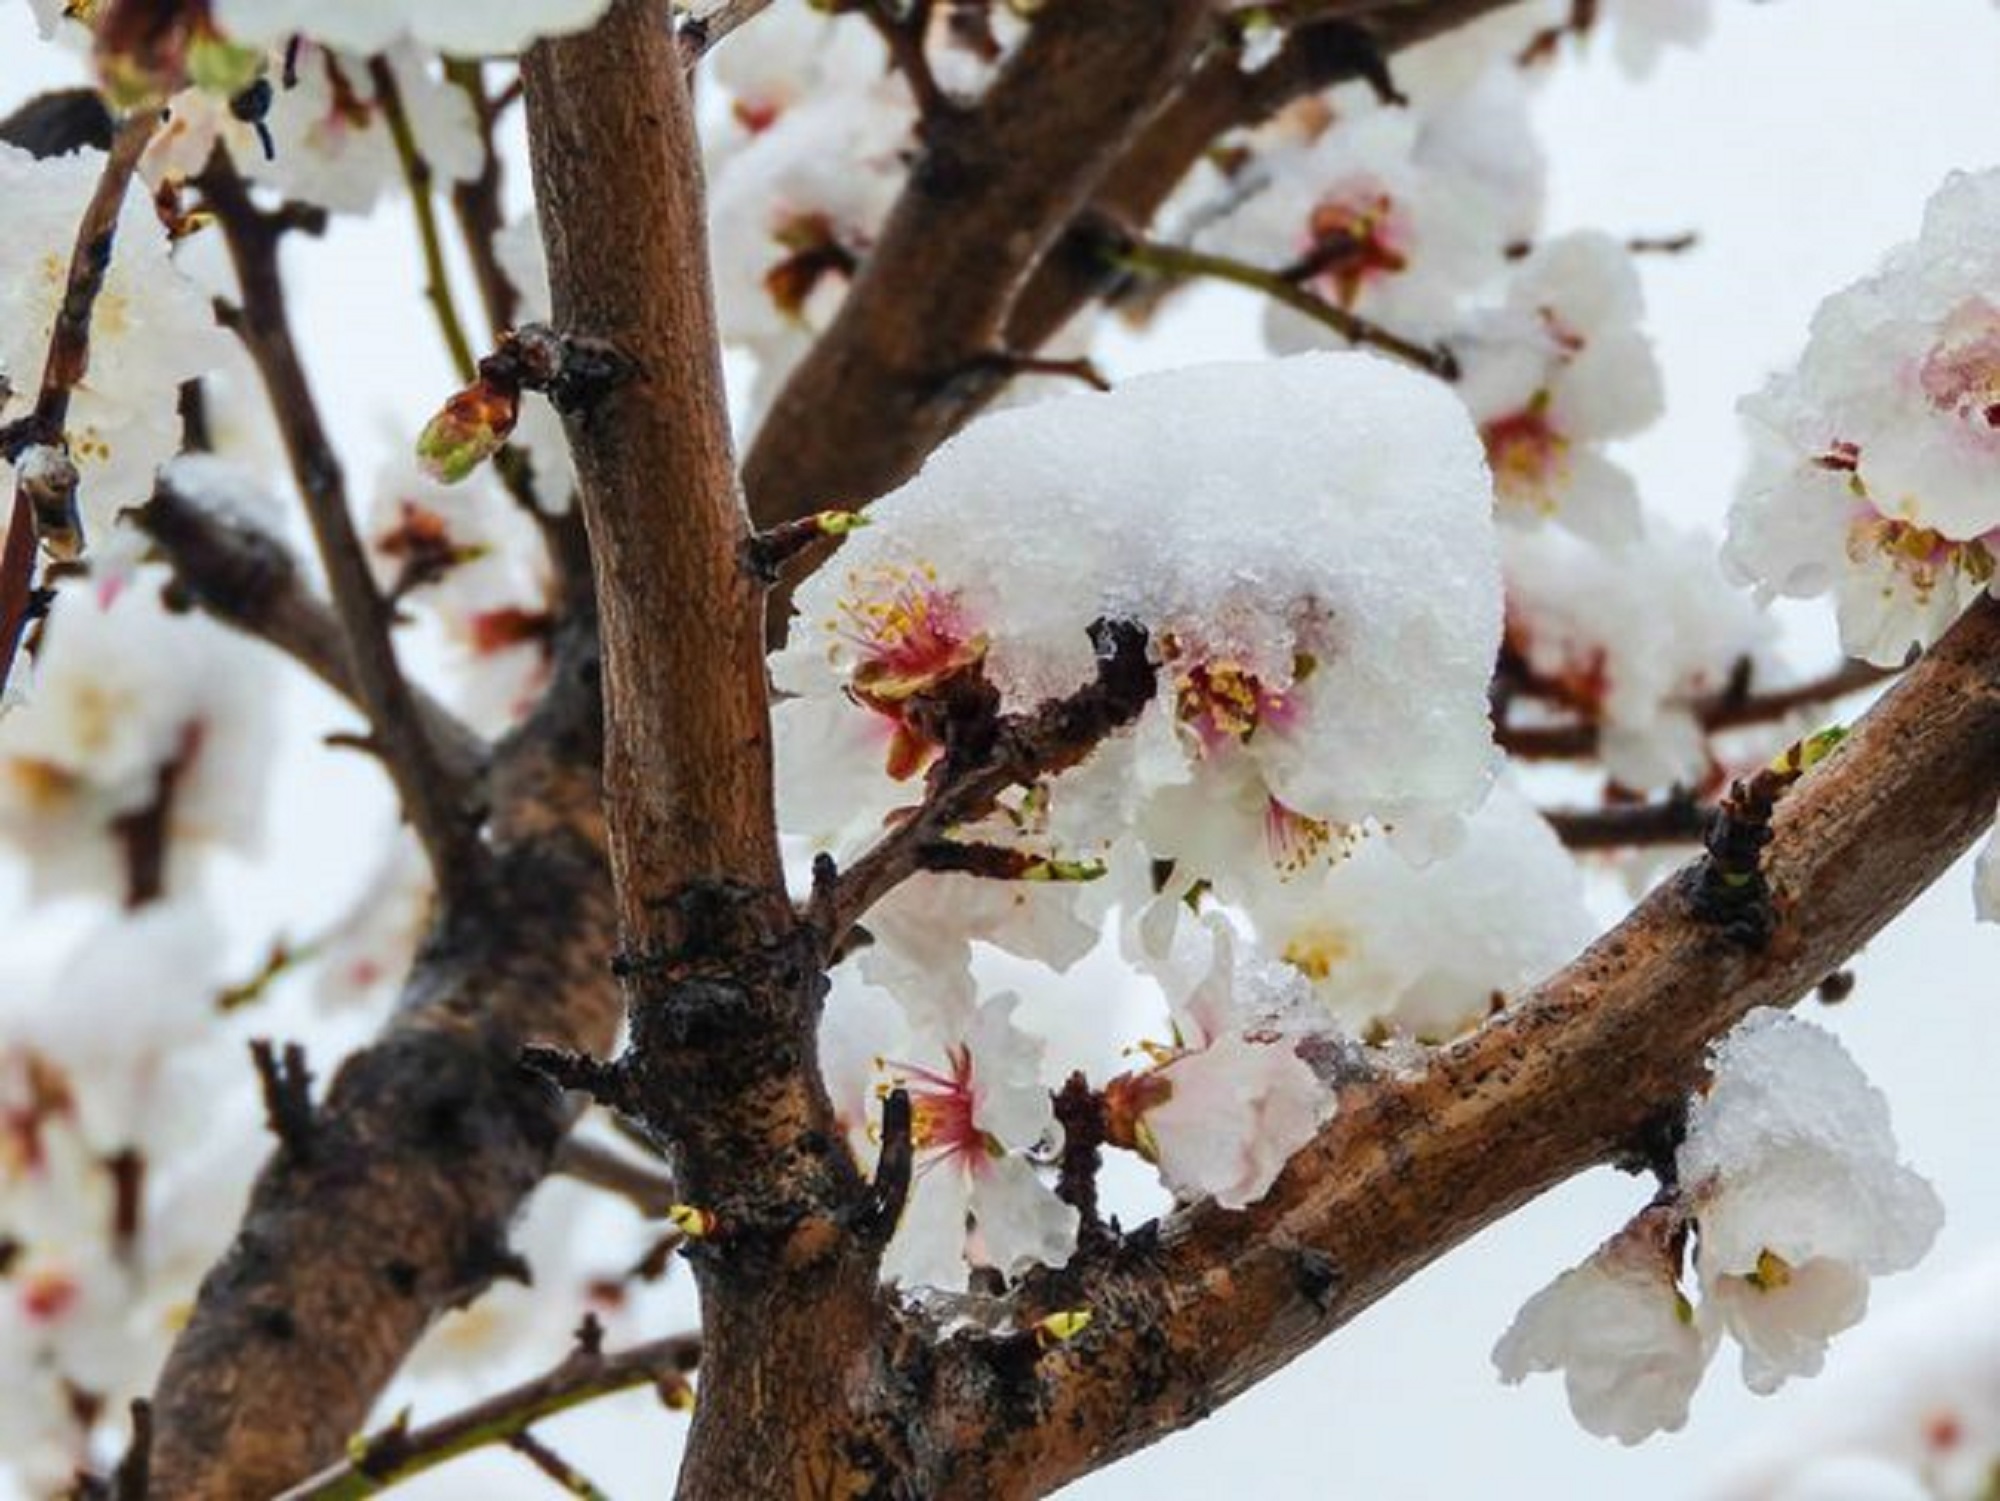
{"left": 525, "top": 1, "right": 780, "bottom": 928}
{"left": 523, "top": 10, "right": 911, "bottom": 1496}
{"left": 741, "top": 0, "right": 1214, "bottom": 533}
{"left": 913, "top": 596, "right": 2000, "bottom": 1498}
{"left": 197, "top": 156, "right": 485, "bottom": 898}
{"left": 146, "top": 628, "right": 621, "bottom": 1500}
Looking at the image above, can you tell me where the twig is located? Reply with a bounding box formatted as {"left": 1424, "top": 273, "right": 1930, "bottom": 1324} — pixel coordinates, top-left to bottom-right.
{"left": 372, "top": 59, "right": 478, "bottom": 383}
{"left": 863, "top": 0, "right": 954, "bottom": 121}
{"left": 826, "top": 618, "right": 1156, "bottom": 942}
{"left": 1498, "top": 659, "right": 1892, "bottom": 760}
{"left": 554, "top": 1137, "right": 679, "bottom": 1217}
{"left": 249, "top": 1039, "right": 317, "bottom": 1162}
{"left": 857, "top": 1087, "right": 914, "bottom": 1245}
{"left": 197, "top": 156, "right": 485, "bottom": 900}
{"left": 507, "top": 1432, "right": 613, "bottom": 1500}
{"left": 1105, "top": 235, "right": 1459, "bottom": 379}
{"left": 276, "top": 1328, "right": 702, "bottom": 1500}
{"left": 440, "top": 60, "right": 523, "bottom": 338}
{"left": 1544, "top": 793, "right": 1710, "bottom": 850}
{"left": 965, "top": 348, "right": 1112, "bottom": 393}
{"left": 675, "top": 0, "right": 777, "bottom": 62}
{"left": 137, "top": 471, "right": 485, "bottom": 783}
{"left": 0, "top": 110, "right": 156, "bottom": 696}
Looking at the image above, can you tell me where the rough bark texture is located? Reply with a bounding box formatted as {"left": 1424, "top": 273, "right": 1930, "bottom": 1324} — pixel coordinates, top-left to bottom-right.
{"left": 146, "top": 635, "right": 620, "bottom": 1499}
{"left": 900, "top": 596, "right": 2000, "bottom": 1498}
{"left": 740, "top": 0, "right": 1214, "bottom": 532}
{"left": 524, "top": 9, "right": 885, "bottom": 1495}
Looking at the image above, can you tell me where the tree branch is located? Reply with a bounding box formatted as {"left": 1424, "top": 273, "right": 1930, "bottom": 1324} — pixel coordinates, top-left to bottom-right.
{"left": 146, "top": 626, "right": 622, "bottom": 1499}
{"left": 135, "top": 469, "right": 484, "bottom": 781}
{"left": 197, "top": 156, "right": 485, "bottom": 900}
{"left": 914, "top": 595, "right": 2000, "bottom": 1498}
{"left": 1107, "top": 233, "right": 1459, "bottom": 377}
{"left": 275, "top": 1325, "right": 701, "bottom": 1501}
{"left": 0, "top": 110, "right": 155, "bottom": 696}
{"left": 1544, "top": 792, "right": 1710, "bottom": 850}
{"left": 1498, "top": 659, "right": 1893, "bottom": 760}
{"left": 741, "top": 0, "right": 1215, "bottom": 534}
{"left": 525, "top": 1, "right": 780, "bottom": 929}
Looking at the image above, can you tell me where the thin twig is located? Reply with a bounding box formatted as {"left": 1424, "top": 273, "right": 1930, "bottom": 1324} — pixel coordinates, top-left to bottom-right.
{"left": 675, "top": 0, "right": 778, "bottom": 62}
{"left": 274, "top": 1330, "right": 703, "bottom": 1500}
{"left": 826, "top": 618, "right": 1156, "bottom": 942}
{"left": 137, "top": 471, "right": 484, "bottom": 777}
{"left": 554, "top": 1137, "right": 679, "bottom": 1217}
{"left": 1498, "top": 659, "right": 1892, "bottom": 760}
{"left": 507, "top": 1432, "right": 613, "bottom": 1500}
{"left": 197, "top": 155, "right": 485, "bottom": 900}
{"left": 863, "top": 0, "right": 954, "bottom": 120}
{"left": 0, "top": 110, "right": 157, "bottom": 696}
{"left": 1544, "top": 794, "right": 1711, "bottom": 850}
{"left": 1106, "top": 236, "right": 1460, "bottom": 379}
{"left": 372, "top": 59, "right": 478, "bottom": 384}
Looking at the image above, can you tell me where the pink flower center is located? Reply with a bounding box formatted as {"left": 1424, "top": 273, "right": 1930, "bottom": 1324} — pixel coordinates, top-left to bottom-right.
{"left": 1299, "top": 185, "right": 1410, "bottom": 310}
{"left": 835, "top": 566, "right": 988, "bottom": 780}
{"left": 1482, "top": 396, "right": 1570, "bottom": 508}
{"left": 884, "top": 1046, "right": 994, "bottom": 1173}
{"left": 20, "top": 1268, "right": 79, "bottom": 1325}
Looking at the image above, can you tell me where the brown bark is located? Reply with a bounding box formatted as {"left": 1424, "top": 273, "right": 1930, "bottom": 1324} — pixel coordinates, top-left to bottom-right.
{"left": 740, "top": 0, "right": 1214, "bottom": 533}
{"left": 145, "top": 638, "right": 621, "bottom": 1499}
{"left": 523, "top": 8, "right": 886, "bottom": 1496}
{"left": 905, "top": 596, "right": 2000, "bottom": 1498}
{"left": 743, "top": 0, "right": 1529, "bottom": 558}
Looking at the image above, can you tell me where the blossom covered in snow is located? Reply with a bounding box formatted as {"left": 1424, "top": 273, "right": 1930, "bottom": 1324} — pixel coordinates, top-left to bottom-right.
{"left": 1727, "top": 169, "right": 2000, "bottom": 667}
{"left": 1677, "top": 1009, "right": 1943, "bottom": 1396}
{"left": 0, "top": 143, "right": 226, "bottom": 563}
{"left": 213, "top": 0, "right": 616, "bottom": 56}
{"left": 1253, "top": 783, "right": 1592, "bottom": 1043}
{"left": 1456, "top": 231, "right": 1664, "bottom": 545}
{"left": 775, "top": 355, "right": 1504, "bottom": 918}
{"left": 1494, "top": 1205, "right": 1716, "bottom": 1445}
{"left": 1106, "top": 917, "right": 1330, "bottom": 1210}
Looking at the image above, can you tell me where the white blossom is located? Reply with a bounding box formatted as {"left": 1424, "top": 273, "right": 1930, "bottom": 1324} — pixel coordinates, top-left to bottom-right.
{"left": 1726, "top": 169, "right": 2000, "bottom": 665}
{"left": 775, "top": 355, "right": 1503, "bottom": 902}
{"left": 1112, "top": 918, "right": 1331, "bottom": 1210}
{"left": 1677, "top": 1009, "right": 1944, "bottom": 1395}
{"left": 1457, "top": 231, "right": 1663, "bottom": 545}
{"left": 0, "top": 144, "right": 227, "bottom": 560}
{"left": 1503, "top": 520, "right": 1780, "bottom": 790}
{"left": 1254, "top": 783, "right": 1593, "bottom": 1043}
{"left": 0, "top": 571, "right": 276, "bottom": 899}
{"left": 1494, "top": 1206, "right": 1717, "bottom": 1445}
{"left": 214, "top": 0, "right": 617, "bottom": 56}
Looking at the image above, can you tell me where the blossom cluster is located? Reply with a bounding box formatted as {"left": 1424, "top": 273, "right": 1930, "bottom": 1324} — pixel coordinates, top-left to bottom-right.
{"left": 1495, "top": 1010, "right": 1942, "bottom": 1444}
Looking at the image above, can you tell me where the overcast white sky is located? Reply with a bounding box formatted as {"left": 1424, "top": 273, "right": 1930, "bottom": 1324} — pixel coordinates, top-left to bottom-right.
{"left": 6, "top": 2, "right": 2000, "bottom": 1497}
